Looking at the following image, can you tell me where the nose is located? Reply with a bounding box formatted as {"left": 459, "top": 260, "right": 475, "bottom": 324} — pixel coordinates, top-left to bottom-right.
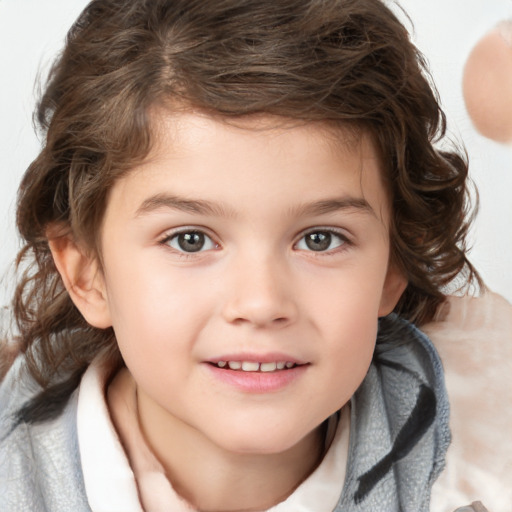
{"left": 221, "top": 253, "right": 298, "bottom": 328}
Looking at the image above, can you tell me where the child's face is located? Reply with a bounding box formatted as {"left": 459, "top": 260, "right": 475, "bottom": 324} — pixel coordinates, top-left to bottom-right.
{"left": 92, "top": 111, "right": 405, "bottom": 455}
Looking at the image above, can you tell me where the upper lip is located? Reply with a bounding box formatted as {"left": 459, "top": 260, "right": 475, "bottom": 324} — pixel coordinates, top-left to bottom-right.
{"left": 206, "top": 352, "right": 308, "bottom": 365}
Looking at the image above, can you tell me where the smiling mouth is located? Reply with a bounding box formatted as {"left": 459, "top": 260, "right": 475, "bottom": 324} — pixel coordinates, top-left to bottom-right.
{"left": 210, "top": 361, "right": 301, "bottom": 372}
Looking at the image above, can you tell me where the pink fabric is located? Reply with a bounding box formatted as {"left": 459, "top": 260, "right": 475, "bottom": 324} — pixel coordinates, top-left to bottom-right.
{"left": 427, "top": 291, "right": 512, "bottom": 512}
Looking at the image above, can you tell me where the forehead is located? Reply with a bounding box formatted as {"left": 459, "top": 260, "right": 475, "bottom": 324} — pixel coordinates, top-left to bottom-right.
{"left": 149, "top": 109, "right": 373, "bottom": 157}
{"left": 106, "top": 109, "right": 389, "bottom": 225}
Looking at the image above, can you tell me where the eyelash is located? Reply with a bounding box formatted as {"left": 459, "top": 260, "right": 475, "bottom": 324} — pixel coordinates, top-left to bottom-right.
{"left": 159, "top": 228, "right": 219, "bottom": 257}
{"left": 294, "top": 228, "right": 352, "bottom": 255}
{"left": 158, "top": 227, "right": 352, "bottom": 256}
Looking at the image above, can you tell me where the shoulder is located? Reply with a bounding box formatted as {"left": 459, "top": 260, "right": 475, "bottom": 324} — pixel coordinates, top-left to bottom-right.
{"left": 423, "top": 291, "right": 512, "bottom": 511}
{"left": 0, "top": 356, "right": 91, "bottom": 512}
{"left": 0, "top": 354, "right": 38, "bottom": 432}
{"left": 423, "top": 290, "right": 512, "bottom": 345}
{"left": 423, "top": 291, "right": 512, "bottom": 409}
{"left": 0, "top": 357, "right": 43, "bottom": 509}
{"left": 423, "top": 291, "right": 512, "bottom": 413}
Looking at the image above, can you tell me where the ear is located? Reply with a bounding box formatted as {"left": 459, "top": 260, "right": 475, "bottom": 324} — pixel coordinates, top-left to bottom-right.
{"left": 378, "top": 264, "right": 408, "bottom": 317}
{"left": 48, "top": 234, "right": 112, "bottom": 329}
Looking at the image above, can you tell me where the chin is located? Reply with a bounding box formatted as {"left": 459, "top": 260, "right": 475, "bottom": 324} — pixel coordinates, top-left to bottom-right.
{"left": 212, "top": 422, "right": 320, "bottom": 457}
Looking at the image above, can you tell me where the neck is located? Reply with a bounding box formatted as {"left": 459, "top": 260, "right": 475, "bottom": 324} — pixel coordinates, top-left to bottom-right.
{"left": 136, "top": 388, "right": 325, "bottom": 512}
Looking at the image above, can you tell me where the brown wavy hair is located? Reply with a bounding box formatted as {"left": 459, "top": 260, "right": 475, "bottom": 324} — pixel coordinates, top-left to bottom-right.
{"left": 11, "top": 0, "right": 481, "bottom": 421}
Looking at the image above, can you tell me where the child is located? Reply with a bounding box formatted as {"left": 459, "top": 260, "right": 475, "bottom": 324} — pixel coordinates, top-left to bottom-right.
{"left": 0, "top": 0, "right": 509, "bottom": 510}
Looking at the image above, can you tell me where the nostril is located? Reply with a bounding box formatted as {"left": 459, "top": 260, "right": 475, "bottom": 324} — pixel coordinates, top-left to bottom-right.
{"left": 221, "top": 292, "right": 297, "bottom": 327}
{"left": 229, "top": 316, "right": 290, "bottom": 326}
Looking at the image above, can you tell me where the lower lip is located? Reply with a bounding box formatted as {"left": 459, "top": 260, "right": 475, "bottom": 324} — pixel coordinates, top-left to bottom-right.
{"left": 204, "top": 363, "right": 308, "bottom": 393}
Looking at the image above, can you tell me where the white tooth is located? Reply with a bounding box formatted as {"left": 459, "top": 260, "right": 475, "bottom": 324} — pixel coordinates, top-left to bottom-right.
{"left": 260, "top": 362, "right": 277, "bottom": 372}
{"left": 217, "top": 361, "right": 226, "bottom": 368}
{"left": 276, "top": 362, "right": 285, "bottom": 370}
{"left": 228, "top": 361, "right": 242, "bottom": 370}
{"left": 285, "top": 362, "right": 294, "bottom": 368}
{"left": 242, "top": 361, "right": 260, "bottom": 372}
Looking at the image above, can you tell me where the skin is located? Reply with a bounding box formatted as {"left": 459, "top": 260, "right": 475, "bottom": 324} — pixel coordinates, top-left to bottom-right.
{"left": 51, "top": 111, "right": 406, "bottom": 511}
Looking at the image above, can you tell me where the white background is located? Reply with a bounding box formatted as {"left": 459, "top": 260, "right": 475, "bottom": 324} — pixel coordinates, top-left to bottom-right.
{"left": 0, "top": 0, "right": 511, "bottom": 306}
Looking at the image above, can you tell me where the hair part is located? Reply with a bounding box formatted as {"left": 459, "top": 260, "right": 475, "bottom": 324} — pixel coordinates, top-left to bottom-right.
{"left": 11, "top": 0, "right": 481, "bottom": 422}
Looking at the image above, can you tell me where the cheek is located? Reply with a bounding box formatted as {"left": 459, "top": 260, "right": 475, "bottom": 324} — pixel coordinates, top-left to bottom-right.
{"left": 309, "top": 316, "right": 377, "bottom": 422}
{"left": 305, "top": 256, "right": 387, "bottom": 379}
{"left": 103, "top": 254, "right": 216, "bottom": 354}
{"left": 326, "top": 304, "right": 378, "bottom": 369}
{"left": 308, "top": 258, "right": 389, "bottom": 326}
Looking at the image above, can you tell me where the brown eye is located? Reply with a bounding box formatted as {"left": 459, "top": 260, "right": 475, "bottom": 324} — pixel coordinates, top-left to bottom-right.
{"left": 165, "top": 231, "right": 216, "bottom": 253}
{"left": 177, "top": 232, "right": 205, "bottom": 252}
{"left": 305, "top": 232, "right": 331, "bottom": 251}
{"left": 296, "top": 230, "right": 347, "bottom": 252}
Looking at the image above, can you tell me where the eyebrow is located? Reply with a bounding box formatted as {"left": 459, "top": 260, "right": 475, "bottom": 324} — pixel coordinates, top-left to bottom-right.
{"left": 135, "top": 194, "right": 233, "bottom": 218}
{"left": 291, "top": 197, "right": 376, "bottom": 218}
{"left": 135, "top": 193, "right": 375, "bottom": 219}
